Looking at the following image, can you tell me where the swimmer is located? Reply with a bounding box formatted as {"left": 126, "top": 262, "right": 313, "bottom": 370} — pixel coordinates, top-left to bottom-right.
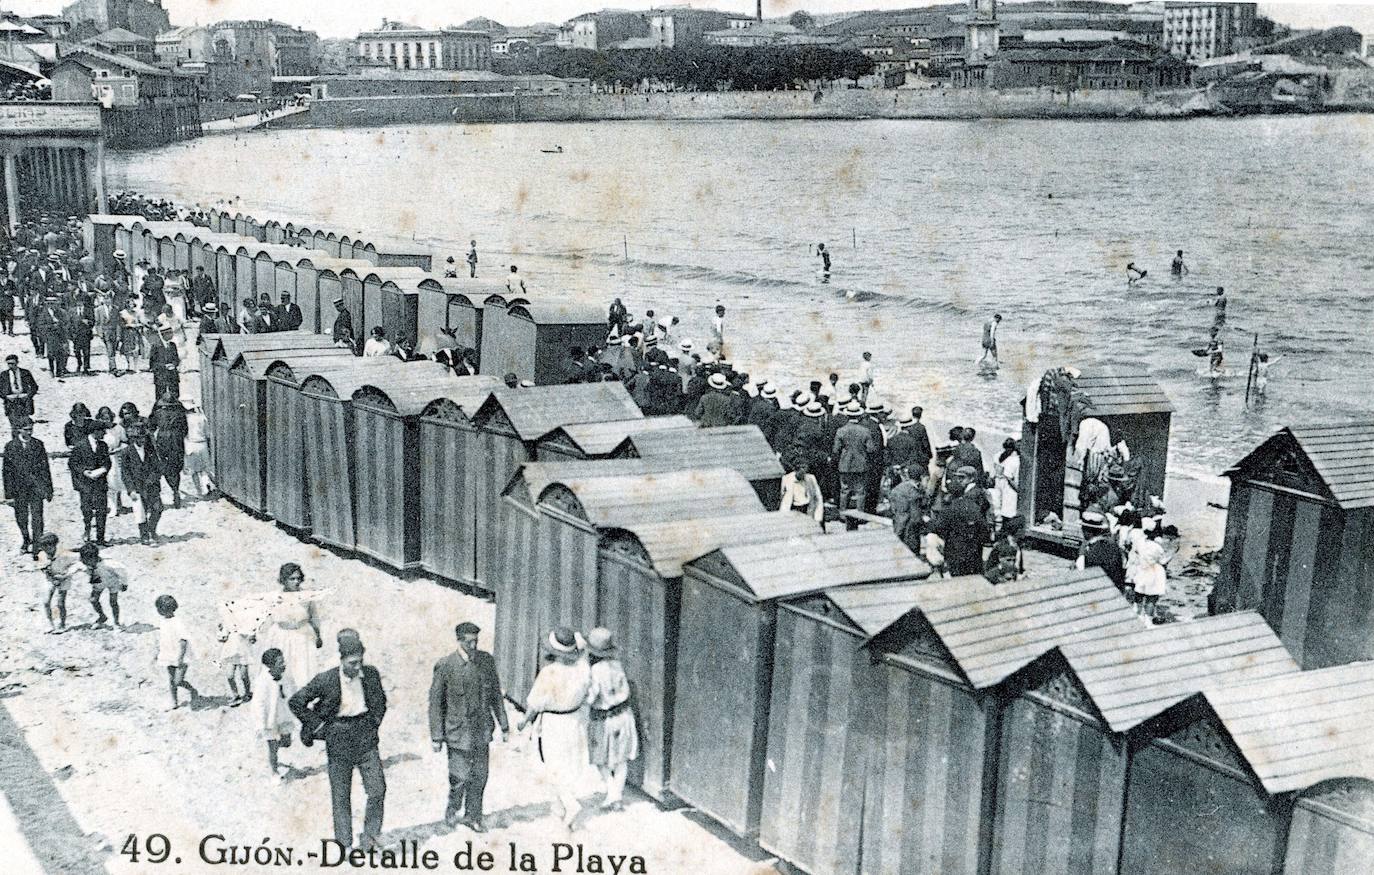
{"left": 977, "top": 314, "right": 1002, "bottom": 371}
{"left": 1253, "top": 353, "right": 1280, "bottom": 397}
{"left": 817, "top": 242, "right": 831, "bottom": 277}
{"left": 1126, "top": 263, "right": 1147, "bottom": 285}
{"left": 1171, "top": 250, "right": 1189, "bottom": 277}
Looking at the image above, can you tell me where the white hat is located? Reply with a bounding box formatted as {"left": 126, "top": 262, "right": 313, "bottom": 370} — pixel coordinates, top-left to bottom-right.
{"left": 679, "top": 339, "right": 693, "bottom": 352}
{"left": 760, "top": 384, "right": 777, "bottom": 399}
{"left": 844, "top": 403, "right": 864, "bottom": 417}
{"left": 112, "top": 249, "right": 126, "bottom": 258}
{"left": 794, "top": 392, "right": 814, "bottom": 408}
{"left": 803, "top": 401, "right": 825, "bottom": 418}
{"left": 519, "top": 379, "right": 535, "bottom": 388}
{"left": 707, "top": 373, "right": 728, "bottom": 390}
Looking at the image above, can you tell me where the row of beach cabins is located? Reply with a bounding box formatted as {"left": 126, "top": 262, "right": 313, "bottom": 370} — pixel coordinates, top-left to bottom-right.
{"left": 89, "top": 211, "right": 1374, "bottom": 875}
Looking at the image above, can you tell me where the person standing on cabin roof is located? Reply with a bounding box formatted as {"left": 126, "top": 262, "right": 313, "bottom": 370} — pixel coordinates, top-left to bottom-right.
{"left": 444, "top": 257, "right": 459, "bottom": 279}
{"left": 507, "top": 265, "right": 525, "bottom": 295}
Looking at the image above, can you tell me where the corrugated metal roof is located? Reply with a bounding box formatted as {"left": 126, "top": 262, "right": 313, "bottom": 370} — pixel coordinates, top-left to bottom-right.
{"left": 355, "top": 373, "right": 501, "bottom": 417}
{"left": 549, "top": 416, "right": 694, "bottom": 456}
{"left": 1060, "top": 612, "right": 1299, "bottom": 732}
{"left": 509, "top": 300, "right": 606, "bottom": 325}
{"left": 480, "top": 383, "right": 643, "bottom": 441}
{"left": 231, "top": 347, "right": 356, "bottom": 379}
{"left": 538, "top": 468, "right": 762, "bottom": 529}
{"left": 1204, "top": 661, "right": 1374, "bottom": 794}
{"left": 900, "top": 569, "right": 1141, "bottom": 689}
{"left": 203, "top": 332, "right": 337, "bottom": 360}
{"left": 709, "top": 529, "right": 930, "bottom": 603}
{"left": 626, "top": 425, "right": 785, "bottom": 483}
{"left": 1289, "top": 423, "right": 1374, "bottom": 509}
{"left": 613, "top": 512, "right": 821, "bottom": 578}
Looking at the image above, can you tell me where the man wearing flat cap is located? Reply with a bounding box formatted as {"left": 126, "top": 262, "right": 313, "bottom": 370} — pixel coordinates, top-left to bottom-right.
{"left": 290, "top": 631, "right": 388, "bottom": 851}
{"left": 330, "top": 297, "right": 353, "bottom": 349}
{"left": 429, "top": 621, "right": 508, "bottom": 832}
{"left": 932, "top": 466, "right": 987, "bottom": 576}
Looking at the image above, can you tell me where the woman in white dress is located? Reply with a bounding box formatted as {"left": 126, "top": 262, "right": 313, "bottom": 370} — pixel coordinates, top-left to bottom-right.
{"left": 261, "top": 562, "right": 323, "bottom": 690}
{"left": 994, "top": 438, "right": 1020, "bottom": 531}
{"left": 586, "top": 628, "right": 638, "bottom": 811}
{"left": 517, "top": 627, "right": 593, "bottom": 829}
{"left": 182, "top": 403, "right": 212, "bottom": 495}
{"left": 99, "top": 405, "right": 131, "bottom": 516}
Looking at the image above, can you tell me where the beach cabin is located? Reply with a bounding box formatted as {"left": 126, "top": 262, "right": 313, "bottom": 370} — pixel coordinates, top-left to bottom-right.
{"left": 199, "top": 333, "right": 336, "bottom": 488}
{"left": 620, "top": 424, "right": 785, "bottom": 507}
{"left": 284, "top": 254, "right": 359, "bottom": 335}
{"left": 351, "top": 374, "right": 500, "bottom": 570}
{"left": 414, "top": 280, "right": 482, "bottom": 355}
{"left": 248, "top": 244, "right": 312, "bottom": 305}
{"left": 596, "top": 511, "right": 820, "bottom": 801}
{"left": 83, "top": 214, "right": 141, "bottom": 274}
{"left": 297, "top": 360, "right": 452, "bottom": 551}
{"left": 417, "top": 390, "right": 500, "bottom": 587}
{"left": 479, "top": 300, "right": 608, "bottom": 385}
{"left": 262, "top": 355, "right": 384, "bottom": 532}
{"left": 1019, "top": 365, "right": 1174, "bottom": 553}
{"left": 535, "top": 416, "right": 693, "bottom": 461}
{"left": 221, "top": 348, "right": 356, "bottom": 513}
{"left": 112, "top": 217, "right": 140, "bottom": 271}
{"left": 359, "top": 268, "right": 428, "bottom": 345}
{"left": 496, "top": 463, "right": 762, "bottom": 702}
{"left": 1120, "top": 660, "right": 1373, "bottom": 875}
{"left": 466, "top": 384, "right": 642, "bottom": 591}
{"left": 671, "top": 529, "right": 931, "bottom": 837}
{"left": 134, "top": 220, "right": 199, "bottom": 269}
{"left": 1212, "top": 423, "right": 1374, "bottom": 669}
{"left": 369, "top": 237, "right": 433, "bottom": 270}
{"left": 232, "top": 213, "right": 256, "bottom": 239}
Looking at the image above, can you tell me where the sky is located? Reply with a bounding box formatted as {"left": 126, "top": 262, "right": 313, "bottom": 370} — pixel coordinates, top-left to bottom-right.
{"left": 3, "top": 0, "right": 1373, "bottom": 39}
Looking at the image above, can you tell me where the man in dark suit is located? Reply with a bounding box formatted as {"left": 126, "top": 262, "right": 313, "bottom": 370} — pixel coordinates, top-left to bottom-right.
{"left": 190, "top": 267, "right": 217, "bottom": 315}
{"left": 149, "top": 330, "right": 180, "bottom": 404}
{"left": 2, "top": 355, "right": 38, "bottom": 426}
{"left": 908, "top": 406, "right": 934, "bottom": 472}
{"left": 38, "top": 295, "right": 68, "bottom": 377}
{"left": 330, "top": 297, "right": 353, "bottom": 348}
{"left": 121, "top": 417, "right": 164, "bottom": 545}
{"left": 276, "top": 293, "right": 303, "bottom": 332}
{"left": 2, "top": 417, "right": 52, "bottom": 557}
{"left": 69, "top": 419, "right": 111, "bottom": 545}
{"left": 428, "top": 621, "right": 508, "bottom": 832}
{"left": 290, "top": 632, "right": 388, "bottom": 851}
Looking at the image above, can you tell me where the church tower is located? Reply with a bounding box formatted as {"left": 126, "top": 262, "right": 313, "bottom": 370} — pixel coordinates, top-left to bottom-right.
{"left": 965, "top": 0, "right": 1000, "bottom": 61}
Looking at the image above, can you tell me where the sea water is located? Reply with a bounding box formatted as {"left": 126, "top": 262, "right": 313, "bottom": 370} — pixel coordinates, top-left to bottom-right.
{"left": 110, "top": 114, "right": 1374, "bottom": 481}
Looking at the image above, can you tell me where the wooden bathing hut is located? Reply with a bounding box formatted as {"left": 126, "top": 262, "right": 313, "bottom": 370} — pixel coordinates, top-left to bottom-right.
{"left": 671, "top": 528, "right": 931, "bottom": 837}
{"left": 987, "top": 610, "right": 1295, "bottom": 875}
{"left": 359, "top": 268, "right": 428, "bottom": 345}
{"left": 317, "top": 257, "right": 381, "bottom": 344}
{"left": 1120, "top": 658, "right": 1371, "bottom": 875}
{"left": 465, "top": 383, "right": 642, "bottom": 591}
{"left": 134, "top": 220, "right": 199, "bottom": 269}
{"left": 367, "top": 236, "right": 433, "bottom": 270}
{"left": 83, "top": 214, "right": 142, "bottom": 274}
{"left": 198, "top": 333, "right": 336, "bottom": 487}
{"left": 296, "top": 360, "right": 453, "bottom": 551}
{"left": 248, "top": 244, "right": 315, "bottom": 306}
{"left": 596, "top": 511, "right": 821, "bottom": 801}
{"left": 351, "top": 373, "right": 501, "bottom": 570}
{"left": 220, "top": 347, "right": 356, "bottom": 512}
{"left": 535, "top": 416, "right": 693, "bottom": 461}
{"left": 189, "top": 235, "right": 246, "bottom": 313}
{"left": 1211, "top": 422, "right": 1374, "bottom": 669}
{"left": 1019, "top": 365, "right": 1174, "bottom": 554}
{"left": 262, "top": 354, "right": 388, "bottom": 532}
{"left": 1206, "top": 663, "right": 1374, "bottom": 875}
{"left": 414, "top": 279, "right": 483, "bottom": 355}
{"left": 232, "top": 212, "right": 258, "bottom": 239}
{"left": 620, "top": 424, "right": 785, "bottom": 507}
{"left": 496, "top": 462, "right": 763, "bottom": 703}
{"left": 479, "top": 300, "right": 608, "bottom": 385}
{"left": 283, "top": 253, "right": 355, "bottom": 335}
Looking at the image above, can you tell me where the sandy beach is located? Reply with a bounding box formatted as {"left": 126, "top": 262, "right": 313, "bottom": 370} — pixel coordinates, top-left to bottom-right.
{"left": 0, "top": 309, "right": 1223, "bottom": 872}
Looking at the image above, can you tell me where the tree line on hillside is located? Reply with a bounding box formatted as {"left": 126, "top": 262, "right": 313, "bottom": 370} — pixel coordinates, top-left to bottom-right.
{"left": 496, "top": 44, "right": 876, "bottom": 91}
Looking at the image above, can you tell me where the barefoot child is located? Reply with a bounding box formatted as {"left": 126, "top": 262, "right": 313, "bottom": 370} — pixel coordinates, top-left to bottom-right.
{"left": 38, "top": 533, "right": 80, "bottom": 634}
{"left": 155, "top": 594, "right": 197, "bottom": 710}
{"left": 216, "top": 600, "right": 255, "bottom": 706}
{"left": 254, "top": 648, "right": 297, "bottom": 780}
{"left": 82, "top": 542, "right": 127, "bottom": 629}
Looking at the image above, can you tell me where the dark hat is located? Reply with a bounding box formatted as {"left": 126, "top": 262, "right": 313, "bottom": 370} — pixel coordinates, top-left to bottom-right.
{"left": 11, "top": 415, "right": 33, "bottom": 429}
{"left": 338, "top": 629, "right": 364, "bottom": 657}
{"left": 455, "top": 621, "right": 480, "bottom": 636}
{"left": 85, "top": 419, "right": 108, "bottom": 434}
{"left": 546, "top": 626, "right": 581, "bottom": 654}
{"left": 4, "top": 354, "right": 17, "bottom": 363}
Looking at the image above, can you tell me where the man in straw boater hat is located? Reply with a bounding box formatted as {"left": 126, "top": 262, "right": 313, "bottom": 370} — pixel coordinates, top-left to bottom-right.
{"left": 833, "top": 403, "right": 876, "bottom": 520}
{"left": 290, "top": 629, "right": 389, "bottom": 852}
{"left": 429, "top": 621, "right": 509, "bottom": 833}
{"left": 694, "top": 371, "right": 735, "bottom": 427}
{"left": 586, "top": 628, "right": 638, "bottom": 812}
{"left": 517, "top": 626, "right": 593, "bottom": 830}
{"left": 330, "top": 295, "right": 354, "bottom": 349}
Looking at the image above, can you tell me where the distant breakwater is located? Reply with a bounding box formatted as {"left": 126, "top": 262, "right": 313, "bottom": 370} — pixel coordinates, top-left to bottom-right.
{"left": 287, "top": 87, "right": 1206, "bottom": 129}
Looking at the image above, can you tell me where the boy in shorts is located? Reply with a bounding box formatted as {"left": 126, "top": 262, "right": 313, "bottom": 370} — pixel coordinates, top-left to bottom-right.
{"left": 81, "top": 542, "right": 128, "bottom": 629}
{"left": 37, "top": 533, "right": 80, "bottom": 634}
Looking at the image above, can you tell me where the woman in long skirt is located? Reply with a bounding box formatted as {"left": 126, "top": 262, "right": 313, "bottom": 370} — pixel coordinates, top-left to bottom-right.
{"left": 182, "top": 402, "right": 212, "bottom": 495}
{"left": 260, "top": 562, "right": 322, "bottom": 690}
{"left": 99, "top": 406, "right": 130, "bottom": 516}
{"left": 518, "top": 627, "right": 592, "bottom": 829}
{"left": 585, "top": 628, "right": 638, "bottom": 811}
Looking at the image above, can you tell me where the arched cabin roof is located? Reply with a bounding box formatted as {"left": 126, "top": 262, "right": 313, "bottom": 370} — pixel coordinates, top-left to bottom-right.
{"left": 230, "top": 347, "right": 355, "bottom": 380}
{"left": 202, "top": 331, "right": 336, "bottom": 361}
{"left": 599, "top": 511, "right": 821, "bottom": 579}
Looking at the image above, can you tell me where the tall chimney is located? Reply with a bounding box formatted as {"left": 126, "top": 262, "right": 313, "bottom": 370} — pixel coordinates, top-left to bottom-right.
{"left": 757, "top": 0, "right": 763, "bottom": 23}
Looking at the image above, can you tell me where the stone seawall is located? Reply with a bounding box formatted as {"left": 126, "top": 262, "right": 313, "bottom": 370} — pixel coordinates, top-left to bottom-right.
{"left": 295, "top": 87, "right": 1200, "bottom": 128}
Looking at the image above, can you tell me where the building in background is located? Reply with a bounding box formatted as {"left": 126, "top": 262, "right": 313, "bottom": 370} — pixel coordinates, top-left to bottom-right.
{"left": 51, "top": 43, "right": 200, "bottom": 146}
{"left": 60, "top": 0, "right": 170, "bottom": 41}
{"left": 557, "top": 10, "right": 650, "bottom": 50}
{"left": 647, "top": 8, "right": 737, "bottom": 48}
{"left": 154, "top": 25, "right": 213, "bottom": 66}
{"left": 211, "top": 21, "right": 277, "bottom": 97}
{"left": 355, "top": 21, "right": 492, "bottom": 71}
{"left": 1163, "top": 2, "right": 1258, "bottom": 59}
{"left": 265, "top": 20, "right": 321, "bottom": 76}
{"left": 83, "top": 26, "right": 155, "bottom": 63}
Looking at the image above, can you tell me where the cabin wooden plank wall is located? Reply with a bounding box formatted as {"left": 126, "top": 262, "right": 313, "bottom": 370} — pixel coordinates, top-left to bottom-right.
{"left": 472, "top": 424, "right": 530, "bottom": 592}
{"left": 758, "top": 604, "right": 866, "bottom": 875}
{"left": 351, "top": 400, "right": 420, "bottom": 568}
{"left": 492, "top": 485, "right": 545, "bottom": 703}
{"left": 265, "top": 374, "right": 310, "bottom": 530}
{"left": 300, "top": 388, "right": 357, "bottom": 549}
{"left": 1284, "top": 783, "right": 1374, "bottom": 875}
{"left": 225, "top": 363, "right": 267, "bottom": 512}
{"left": 595, "top": 537, "right": 676, "bottom": 800}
